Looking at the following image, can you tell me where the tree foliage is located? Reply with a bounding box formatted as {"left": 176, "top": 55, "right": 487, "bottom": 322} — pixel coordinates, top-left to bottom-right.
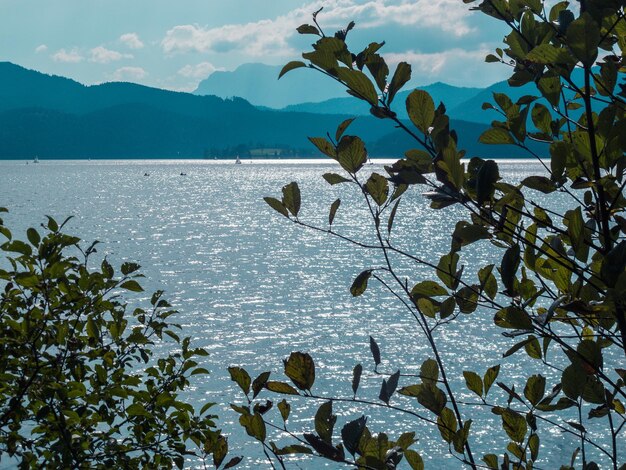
{"left": 233, "top": 1, "right": 626, "bottom": 468}
{"left": 0, "top": 210, "right": 239, "bottom": 469}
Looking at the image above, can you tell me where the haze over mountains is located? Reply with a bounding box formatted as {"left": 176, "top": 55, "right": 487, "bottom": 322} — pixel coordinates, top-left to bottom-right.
{"left": 0, "top": 61, "right": 544, "bottom": 159}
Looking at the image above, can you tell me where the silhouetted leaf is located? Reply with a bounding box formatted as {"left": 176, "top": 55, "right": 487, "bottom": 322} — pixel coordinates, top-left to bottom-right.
{"left": 279, "top": 61, "right": 307, "bottom": 79}
{"left": 351, "top": 270, "right": 372, "bottom": 297}
{"left": 284, "top": 352, "right": 315, "bottom": 391}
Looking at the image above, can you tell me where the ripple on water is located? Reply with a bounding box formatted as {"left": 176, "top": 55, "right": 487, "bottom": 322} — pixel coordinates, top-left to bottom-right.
{"left": 0, "top": 159, "right": 617, "bottom": 468}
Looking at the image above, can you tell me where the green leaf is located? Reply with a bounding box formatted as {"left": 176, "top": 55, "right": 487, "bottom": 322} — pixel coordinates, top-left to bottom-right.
{"left": 522, "top": 176, "right": 557, "bottom": 193}
{"left": 387, "top": 199, "right": 401, "bottom": 235}
{"left": 296, "top": 24, "right": 320, "bottom": 35}
{"left": 341, "top": 416, "right": 367, "bottom": 456}
{"left": 279, "top": 60, "right": 307, "bottom": 79}
{"left": 420, "top": 359, "right": 439, "bottom": 385}
{"left": 329, "top": 199, "right": 341, "bottom": 226}
{"left": 502, "top": 408, "right": 527, "bottom": 443}
{"left": 315, "top": 401, "right": 336, "bottom": 444}
{"left": 264, "top": 197, "right": 289, "bottom": 217}
{"left": 337, "top": 135, "right": 367, "bottom": 173}
{"left": 120, "top": 280, "right": 143, "bottom": 292}
{"left": 309, "top": 137, "right": 336, "bottom": 158}
{"left": 281, "top": 182, "right": 301, "bottom": 217}
{"left": 406, "top": 90, "right": 435, "bottom": 133}
{"left": 352, "top": 364, "right": 363, "bottom": 396}
{"left": 278, "top": 399, "right": 290, "bottom": 422}
{"left": 335, "top": 118, "right": 356, "bottom": 141}
{"left": 322, "top": 173, "right": 350, "bottom": 185}
{"left": 500, "top": 244, "right": 520, "bottom": 294}
{"left": 526, "top": 44, "right": 573, "bottom": 64}
{"left": 365, "top": 173, "right": 389, "bottom": 206}
{"left": 337, "top": 67, "right": 379, "bottom": 105}
{"left": 351, "top": 270, "right": 372, "bottom": 297}
{"left": 411, "top": 280, "right": 448, "bottom": 297}
{"left": 479, "top": 128, "right": 516, "bottom": 145}
{"left": 252, "top": 371, "right": 271, "bottom": 398}
{"left": 566, "top": 13, "right": 600, "bottom": 67}
{"left": 228, "top": 367, "right": 251, "bottom": 396}
{"left": 26, "top": 228, "right": 40, "bottom": 246}
{"left": 239, "top": 413, "right": 266, "bottom": 442}
{"left": 370, "top": 336, "right": 381, "bottom": 368}
{"left": 437, "top": 407, "right": 457, "bottom": 442}
{"left": 387, "top": 62, "right": 411, "bottom": 105}
{"left": 283, "top": 351, "right": 315, "bottom": 391}
{"left": 404, "top": 449, "right": 425, "bottom": 470}
{"left": 524, "top": 375, "right": 546, "bottom": 406}
{"left": 463, "top": 371, "right": 483, "bottom": 397}
{"left": 495, "top": 306, "right": 532, "bottom": 330}
{"left": 483, "top": 365, "right": 500, "bottom": 396}
{"left": 265, "top": 381, "right": 300, "bottom": 395}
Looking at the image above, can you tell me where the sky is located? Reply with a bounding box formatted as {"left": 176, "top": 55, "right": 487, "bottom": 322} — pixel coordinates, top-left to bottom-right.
{"left": 0, "top": 0, "right": 512, "bottom": 92}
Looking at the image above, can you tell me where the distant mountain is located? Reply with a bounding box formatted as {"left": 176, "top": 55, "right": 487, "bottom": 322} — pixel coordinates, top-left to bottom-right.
{"left": 282, "top": 82, "right": 484, "bottom": 119}
{"left": 194, "top": 63, "right": 351, "bottom": 108}
{"left": 0, "top": 62, "right": 539, "bottom": 159}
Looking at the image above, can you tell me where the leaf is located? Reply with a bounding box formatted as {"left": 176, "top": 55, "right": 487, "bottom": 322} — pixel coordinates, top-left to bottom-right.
{"left": 252, "top": 371, "right": 271, "bottom": 398}
{"left": 524, "top": 375, "right": 546, "bottom": 406}
{"left": 463, "top": 371, "right": 483, "bottom": 397}
{"left": 475, "top": 159, "right": 500, "bottom": 205}
{"left": 500, "top": 244, "right": 520, "bottom": 293}
{"left": 337, "top": 135, "right": 367, "bottom": 173}
{"left": 335, "top": 118, "right": 356, "bottom": 141}
{"left": 341, "top": 416, "right": 367, "bottom": 456}
{"left": 264, "top": 197, "right": 289, "bottom": 217}
{"left": 283, "top": 352, "right": 315, "bottom": 391}
{"left": 387, "top": 62, "right": 411, "bottom": 105}
{"left": 387, "top": 199, "right": 401, "bottom": 235}
{"left": 411, "top": 280, "right": 448, "bottom": 297}
{"left": 406, "top": 90, "right": 435, "bottom": 133}
{"left": 296, "top": 24, "right": 320, "bottom": 35}
{"left": 279, "top": 60, "right": 307, "bottom": 79}
{"left": 309, "top": 137, "right": 336, "bottom": 158}
{"left": 420, "top": 359, "right": 439, "bottom": 385}
{"left": 522, "top": 176, "right": 557, "bottom": 193}
{"left": 303, "top": 433, "right": 344, "bottom": 461}
{"left": 337, "top": 67, "right": 379, "bottom": 105}
{"left": 239, "top": 413, "right": 266, "bottom": 442}
{"left": 483, "top": 365, "right": 500, "bottom": 396}
{"left": 329, "top": 199, "right": 341, "bottom": 226}
{"left": 566, "top": 13, "right": 600, "bottom": 67}
{"left": 526, "top": 43, "right": 573, "bottom": 64}
{"left": 228, "top": 367, "right": 251, "bottom": 396}
{"left": 479, "top": 128, "right": 516, "bottom": 145}
{"left": 265, "top": 381, "right": 300, "bottom": 395}
{"left": 352, "top": 364, "right": 363, "bottom": 396}
{"left": 494, "top": 306, "right": 532, "bottom": 330}
{"left": 351, "top": 270, "right": 372, "bottom": 297}
{"left": 370, "top": 336, "right": 381, "bottom": 369}
{"left": 224, "top": 457, "right": 243, "bottom": 469}
{"left": 437, "top": 407, "right": 457, "bottom": 442}
{"left": 379, "top": 370, "right": 400, "bottom": 404}
{"left": 278, "top": 399, "right": 290, "bottom": 422}
{"left": 365, "top": 173, "right": 389, "bottom": 206}
{"left": 315, "top": 401, "right": 336, "bottom": 444}
{"left": 404, "top": 449, "right": 425, "bottom": 470}
{"left": 120, "top": 280, "right": 143, "bottom": 292}
{"left": 281, "top": 182, "right": 301, "bottom": 217}
{"left": 502, "top": 408, "right": 527, "bottom": 443}
{"left": 26, "top": 228, "right": 40, "bottom": 246}
{"left": 322, "top": 173, "right": 350, "bottom": 185}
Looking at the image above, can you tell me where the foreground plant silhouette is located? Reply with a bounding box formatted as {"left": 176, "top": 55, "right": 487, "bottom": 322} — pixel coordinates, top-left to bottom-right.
{"left": 0, "top": 210, "right": 239, "bottom": 469}
{"left": 230, "top": 2, "right": 626, "bottom": 469}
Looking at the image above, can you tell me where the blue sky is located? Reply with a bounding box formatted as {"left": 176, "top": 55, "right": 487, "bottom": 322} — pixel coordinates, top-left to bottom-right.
{"left": 0, "top": 0, "right": 511, "bottom": 91}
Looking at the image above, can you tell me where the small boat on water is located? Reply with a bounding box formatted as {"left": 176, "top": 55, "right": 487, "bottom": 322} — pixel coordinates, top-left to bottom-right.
{"left": 33, "top": 156, "right": 39, "bottom": 164}
{"left": 235, "top": 155, "right": 242, "bottom": 165}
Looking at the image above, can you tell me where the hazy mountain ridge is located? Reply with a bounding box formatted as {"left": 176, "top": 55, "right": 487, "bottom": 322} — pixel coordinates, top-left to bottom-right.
{"left": 0, "top": 62, "right": 537, "bottom": 159}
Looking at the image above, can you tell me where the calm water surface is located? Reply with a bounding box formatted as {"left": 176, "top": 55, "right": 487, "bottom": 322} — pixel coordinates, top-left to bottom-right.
{"left": 0, "top": 159, "right": 620, "bottom": 468}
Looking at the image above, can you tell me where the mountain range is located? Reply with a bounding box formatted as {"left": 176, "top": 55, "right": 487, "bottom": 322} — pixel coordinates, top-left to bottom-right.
{"left": 0, "top": 61, "right": 543, "bottom": 159}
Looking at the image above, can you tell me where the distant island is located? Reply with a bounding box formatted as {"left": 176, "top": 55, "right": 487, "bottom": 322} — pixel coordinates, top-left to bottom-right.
{"left": 0, "top": 61, "right": 547, "bottom": 159}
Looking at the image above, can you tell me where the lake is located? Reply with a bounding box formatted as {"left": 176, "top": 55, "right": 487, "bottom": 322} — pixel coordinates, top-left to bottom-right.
{"left": 0, "top": 159, "right": 620, "bottom": 468}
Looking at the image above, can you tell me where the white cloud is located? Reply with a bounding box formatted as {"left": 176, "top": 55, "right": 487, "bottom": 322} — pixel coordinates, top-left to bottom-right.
{"left": 35, "top": 44, "right": 48, "bottom": 54}
{"left": 177, "top": 62, "right": 221, "bottom": 79}
{"left": 161, "top": 0, "right": 473, "bottom": 56}
{"left": 51, "top": 48, "right": 84, "bottom": 63}
{"left": 120, "top": 33, "right": 144, "bottom": 50}
{"left": 111, "top": 66, "right": 148, "bottom": 82}
{"left": 89, "top": 46, "right": 133, "bottom": 64}
{"left": 384, "top": 48, "right": 508, "bottom": 86}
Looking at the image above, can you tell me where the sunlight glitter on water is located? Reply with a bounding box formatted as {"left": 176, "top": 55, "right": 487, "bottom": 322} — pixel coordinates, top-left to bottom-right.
{"left": 0, "top": 159, "right": 614, "bottom": 468}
